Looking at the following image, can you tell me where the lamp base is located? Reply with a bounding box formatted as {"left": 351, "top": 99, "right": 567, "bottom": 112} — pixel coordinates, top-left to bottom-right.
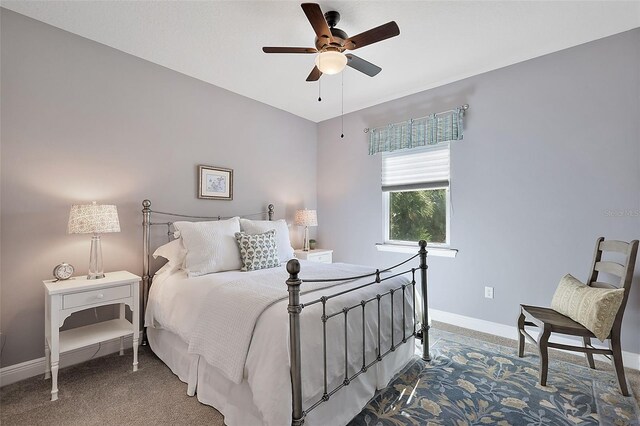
{"left": 87, "top": 272, "right": 105, "bottom": 280}
{"left": 303, "top": 226, "right": 310, "bottom": 252}
{"left": 87, "top": 234, "right": 105, "bottom": 279}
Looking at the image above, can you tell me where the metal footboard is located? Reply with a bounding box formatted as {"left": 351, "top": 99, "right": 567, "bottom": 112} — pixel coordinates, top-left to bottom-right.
{"left": 286, "top": 240, "right": 430, "bottom": 426}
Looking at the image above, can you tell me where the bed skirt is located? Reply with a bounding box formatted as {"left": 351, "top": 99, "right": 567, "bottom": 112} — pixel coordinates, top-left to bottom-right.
{"left": 147, "top": 327, "right": 414, "bottom": 426}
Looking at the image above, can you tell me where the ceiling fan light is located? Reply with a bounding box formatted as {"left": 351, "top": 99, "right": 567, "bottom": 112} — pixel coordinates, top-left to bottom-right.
{"left": 315, "top": 51, "right": 347, "bottom": 75}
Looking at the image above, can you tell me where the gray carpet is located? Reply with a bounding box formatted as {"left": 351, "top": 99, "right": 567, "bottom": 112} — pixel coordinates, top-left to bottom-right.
{"left": 1, "top": 322, "right": 638, "bottom": 425}
{"left": 0, "top": 345, "right": 222, "bottom": 425}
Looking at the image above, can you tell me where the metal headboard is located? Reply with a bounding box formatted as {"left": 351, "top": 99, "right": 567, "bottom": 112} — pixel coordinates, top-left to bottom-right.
{"left": 140, "top": 199, "right": 274, "bottom": 341}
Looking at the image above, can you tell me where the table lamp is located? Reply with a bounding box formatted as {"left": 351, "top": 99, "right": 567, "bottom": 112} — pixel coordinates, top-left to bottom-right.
{"left": 295, "top": 209, "right": 317, "bottom": 252}
{"left": 68, "top": 201, "right": 120, "bottom": 279}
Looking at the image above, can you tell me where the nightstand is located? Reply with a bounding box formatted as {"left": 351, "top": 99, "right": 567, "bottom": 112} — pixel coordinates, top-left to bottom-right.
{"left": 43, "top": 271, "right": 140, "bottom": 401}
{"left": 294, "top": 249, "right": 333, "bottom": 264}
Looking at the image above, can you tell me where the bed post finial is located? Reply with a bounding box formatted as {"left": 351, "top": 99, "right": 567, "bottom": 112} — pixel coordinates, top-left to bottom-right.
{"left": 142, "top": 199, "right": 152, "bottom": 345}
{"left": 268, "top": 204, "right": 275, "bottom": 221}
{"left": 286, "top": 259, "right": 304, "bottom": 426}
{"left": 418, "top": 240, "right": 430, "bottom": 362}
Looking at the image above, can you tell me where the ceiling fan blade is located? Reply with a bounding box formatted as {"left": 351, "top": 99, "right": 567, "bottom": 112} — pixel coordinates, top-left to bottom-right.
{"left": 262, "top": 47, "right": 318, "bottom": 54}
{"left": 344, "top": 21, "right": 400, "bottom": 50}
{"left": 301, "top": 3, "right": 333, "bottom": 43}
{"left": 306, "top": 66, "right": 322, "bottom": 82}
{"left": 345, "top": 54, "right": 382, "bottom": 77}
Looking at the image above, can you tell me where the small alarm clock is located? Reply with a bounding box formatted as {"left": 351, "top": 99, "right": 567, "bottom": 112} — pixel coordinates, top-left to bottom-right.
{"left": 53, "top": 263, "right": 75, "bottom": 281}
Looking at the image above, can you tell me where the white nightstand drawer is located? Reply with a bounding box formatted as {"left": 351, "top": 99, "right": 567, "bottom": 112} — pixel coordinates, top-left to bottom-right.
{"left": 294, "top": 249, "right": 333, "bottom": 264}
{"left": 310, "top": 253, "right": 332, "bottom": 263}
{"left": 63, "top": 284, "right": 131, "bottom": 309}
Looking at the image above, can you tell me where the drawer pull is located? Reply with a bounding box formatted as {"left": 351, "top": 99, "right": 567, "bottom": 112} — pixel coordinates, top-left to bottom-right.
{"left": 96, "top": 293, "right": 104, "bottom": 299}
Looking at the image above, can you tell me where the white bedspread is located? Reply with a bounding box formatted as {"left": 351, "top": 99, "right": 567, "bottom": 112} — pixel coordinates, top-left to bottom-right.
{"left": 189, "top": 263, "right": 377, "bottom": 384}
{"left": 145, "top": 261, "right": 415, "bottom": 426}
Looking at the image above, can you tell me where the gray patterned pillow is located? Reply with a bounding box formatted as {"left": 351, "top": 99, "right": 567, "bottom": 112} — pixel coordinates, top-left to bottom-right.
{"left": 235, "top": 230, "right": 280, "bottom": 272}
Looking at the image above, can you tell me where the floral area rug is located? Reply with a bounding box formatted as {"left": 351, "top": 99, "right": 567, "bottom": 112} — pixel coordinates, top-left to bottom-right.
{"left": 349, "top": 330, "right": 639, "bottom": 425}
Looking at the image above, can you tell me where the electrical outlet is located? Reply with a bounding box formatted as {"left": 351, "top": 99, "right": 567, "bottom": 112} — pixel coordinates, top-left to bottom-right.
{"left": 484, "top": 286, "right": 494, "bottom": 299}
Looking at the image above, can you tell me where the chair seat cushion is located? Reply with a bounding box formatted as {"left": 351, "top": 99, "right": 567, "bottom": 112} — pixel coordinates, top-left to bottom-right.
{"left": 550, "top": 274, "right": 624, "bottom": 341}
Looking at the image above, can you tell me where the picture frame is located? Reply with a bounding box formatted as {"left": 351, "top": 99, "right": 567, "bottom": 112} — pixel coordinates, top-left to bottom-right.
{"left": 198, "top": 165, "right": 233, "bottom": 200}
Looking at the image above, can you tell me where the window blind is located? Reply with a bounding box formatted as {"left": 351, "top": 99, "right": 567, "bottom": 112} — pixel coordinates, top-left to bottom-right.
{"left": 381, "top": 143, "right": 449, "bottom": 192}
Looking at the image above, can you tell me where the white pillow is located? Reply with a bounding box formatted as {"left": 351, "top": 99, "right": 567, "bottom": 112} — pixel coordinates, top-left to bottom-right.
{"left": 239, "top": 218, "right": 295, "bottom": 263}
{"left": 173, "top": 217, "right": 242, "bottom": 276}
{"left": 153, "top": 239, "right": 187, "bottom": 271}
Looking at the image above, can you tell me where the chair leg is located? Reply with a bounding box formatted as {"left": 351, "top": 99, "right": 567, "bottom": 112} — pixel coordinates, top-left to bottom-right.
{"left": 582, "top": 337, "right": 596, "bottom": 369}
{"left": 517, "top": 312, "right": 526, "bottom": 358}
{"left": 538, "top": 326, "right": 551, "bottom": 387}
{"left": 610, "top": 334, "right": 629, "bottom": 396}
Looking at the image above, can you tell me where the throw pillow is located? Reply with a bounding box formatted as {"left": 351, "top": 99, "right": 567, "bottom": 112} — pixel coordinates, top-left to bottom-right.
{"left": 235, "top": 230, "right": 280, "bottom": 272}
{"left": 239, "top": 218, "right": 294, "bottom": 263}
{"left": 551, "top": 274, "right": 624, "bottom": 341}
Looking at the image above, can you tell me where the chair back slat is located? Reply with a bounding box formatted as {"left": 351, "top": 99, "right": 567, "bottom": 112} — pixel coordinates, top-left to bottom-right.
{"left": 599, "top": 240, "right": 632, "bottom": 254}
{"left": 594, "top": 261, "right": 626, "bottom": 279}
{"left": 586, "top": 237, "right": 605, "bottom": 286}
{"left": 590, "top": 281, "right": 619, "bottom": 290}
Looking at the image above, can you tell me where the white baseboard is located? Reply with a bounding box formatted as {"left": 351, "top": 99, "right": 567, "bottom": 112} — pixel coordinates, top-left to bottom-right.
{"left": 0, "top": 336, "right": 133, "bottom": 387}
{"left": 430, "top": 309, "right": 640, "bottom": 371}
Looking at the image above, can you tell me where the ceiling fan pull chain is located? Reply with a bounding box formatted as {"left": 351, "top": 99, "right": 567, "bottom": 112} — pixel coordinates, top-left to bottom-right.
{"left": 341, "top": 71, "right": 344, "bottom": 139}
{"left": 318, "top": 53, "right": 322, "bottom": 101}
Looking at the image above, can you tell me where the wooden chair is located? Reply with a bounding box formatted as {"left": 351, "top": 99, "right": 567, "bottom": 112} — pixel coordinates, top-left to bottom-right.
{"left": 517, "top": 237, "right": 638, "bottom": 396}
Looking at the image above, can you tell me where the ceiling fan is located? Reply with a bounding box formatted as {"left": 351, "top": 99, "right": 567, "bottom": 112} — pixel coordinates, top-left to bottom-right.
{"left": 262, "top": 3, "right": 400, "bottom": 81}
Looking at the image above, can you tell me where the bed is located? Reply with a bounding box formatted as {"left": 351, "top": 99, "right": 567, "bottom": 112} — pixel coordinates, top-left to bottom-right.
{"left": 140, "top": 200, "right": 430, "bottom": 426}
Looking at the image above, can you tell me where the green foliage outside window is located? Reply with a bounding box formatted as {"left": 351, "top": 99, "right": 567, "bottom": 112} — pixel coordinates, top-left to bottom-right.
{"left": 389, "top": 189, "right": 447, "bottom": 243}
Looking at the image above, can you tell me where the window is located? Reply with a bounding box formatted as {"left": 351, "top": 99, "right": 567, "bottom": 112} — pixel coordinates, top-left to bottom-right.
{"left": 382, "top": 143, "right": 450, "bottom": 246}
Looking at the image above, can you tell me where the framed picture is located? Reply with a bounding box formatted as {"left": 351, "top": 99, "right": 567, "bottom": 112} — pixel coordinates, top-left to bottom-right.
{"left": 198, "top": 165, "right": 233, "bottom": 200}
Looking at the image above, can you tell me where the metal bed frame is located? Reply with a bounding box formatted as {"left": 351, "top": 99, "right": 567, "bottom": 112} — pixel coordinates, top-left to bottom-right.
{"left": 141, "top": 200, "right": 430, "bottom": 426}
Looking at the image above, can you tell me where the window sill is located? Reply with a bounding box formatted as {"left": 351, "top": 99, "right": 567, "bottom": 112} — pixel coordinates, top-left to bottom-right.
{"left": 375, "top": 243, "right": 458, "bottom": 258}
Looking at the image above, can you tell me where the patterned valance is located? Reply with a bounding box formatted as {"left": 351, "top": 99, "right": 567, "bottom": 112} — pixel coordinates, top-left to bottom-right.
{"left": 368, "top": 106, "right": 466, "bottom": 155}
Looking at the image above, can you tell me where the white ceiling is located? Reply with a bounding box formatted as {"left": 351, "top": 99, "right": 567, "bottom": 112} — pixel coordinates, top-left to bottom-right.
{"left": 3, "top": 1, "right": 639, "bottom": 122}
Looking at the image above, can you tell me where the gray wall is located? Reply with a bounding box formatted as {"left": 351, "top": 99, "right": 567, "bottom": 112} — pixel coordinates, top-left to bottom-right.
{"left": 0, "top": 9, "right": 317, "bottom": 367}
{"left": 317, "top": 29, "right": 640, "bottom": 354}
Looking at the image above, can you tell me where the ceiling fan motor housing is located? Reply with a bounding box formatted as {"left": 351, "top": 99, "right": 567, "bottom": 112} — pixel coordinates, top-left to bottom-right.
{"left": 315, "top": 11, "right": 349, "bottom": 52}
